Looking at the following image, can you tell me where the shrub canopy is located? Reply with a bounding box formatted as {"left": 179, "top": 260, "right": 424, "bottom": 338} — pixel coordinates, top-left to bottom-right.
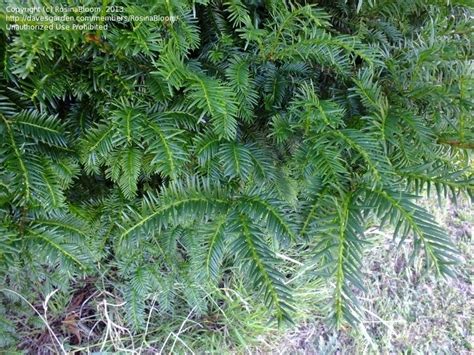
{"left": 0, "top": 0, "right": 472, "bottom": 349}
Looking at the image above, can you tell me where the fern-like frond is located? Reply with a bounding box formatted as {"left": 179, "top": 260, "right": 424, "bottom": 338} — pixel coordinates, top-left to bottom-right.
{"left": 117, "top": 146, "right": 143, "bottom": 200}
{"left": 224, "top": 0, "right": 252, "bottom": 27}
{"left": 12, "top": 109, "right": 67, "bottom": 147}
{"left": 110, "top": 99, "right": 144, "bottom": 146}
{"left": 219, "top": 142, "right": 253, "bottom": 180}
{"left": 143, "top": 119, "right": 188, "bottom": 179}
{"left": 185, "top": 72, "right": 239, "bottom": 139}
{"left": 204, "top": 212, "right": 231, "bottom": 281}
{"left": 231, "top": 214, "right": 293, "bottom": 324}
{"left": 1, "top": 115, "right": 34, "bottom": 203}
{"left": 118, "top": 179, "right": 228, "bottom": 245}
{"left": 333, "top": 129, "right": 392, "bottom": 184}
{"left": 366, "top": 188, "right": 461, "bottom": 276}
{"left": 80, "top": 121, "right": 116, "bottom": 174}
{"left": 124, "top": 285, "right": 146, "bottom": 331}
{"left": 350, "top": 68, "right": 388, "bottom": 117}
{"left": 237, "top": 189, "right": 296, "bottom": 242}
{"left": 192, "top": 129, "right": 222, "bottom": 177}
{"left": 399, "top": 163, "right": 474, "bottom": 201}
{"left": 290, "top": 83, "right": 345, "bottom": 133}
{"left": 26, "top": 225, "right": 92, "bottom": 272}
{"left": 225, "top": 56, "right": 258, "bottom": 122}
{"left": 332, "top": 193, "right": 366, "bottom": 327}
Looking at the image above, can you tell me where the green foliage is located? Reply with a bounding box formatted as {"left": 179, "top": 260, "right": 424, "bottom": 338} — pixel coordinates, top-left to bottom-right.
{"left": 0, "top": 0, "right": 472, "bottom": 350}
